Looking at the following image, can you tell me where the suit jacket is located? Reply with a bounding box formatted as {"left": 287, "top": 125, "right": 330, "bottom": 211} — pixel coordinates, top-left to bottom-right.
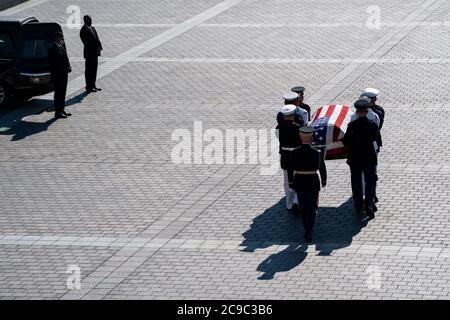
{"left": 48, "top": 42, "right": 71, "bottom": 77}
{"left": 80, "top": 25, "right": 102, "bottom": 59}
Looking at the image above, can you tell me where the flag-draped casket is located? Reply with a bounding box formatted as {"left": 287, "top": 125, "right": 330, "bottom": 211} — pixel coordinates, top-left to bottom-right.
{"left": 309, "top": 104, "right": 352, "bottom": 160}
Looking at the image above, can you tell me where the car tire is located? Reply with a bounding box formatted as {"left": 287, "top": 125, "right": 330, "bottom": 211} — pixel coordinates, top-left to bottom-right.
{"left": 0, "top": 83, "right": 11, "bottom": 107}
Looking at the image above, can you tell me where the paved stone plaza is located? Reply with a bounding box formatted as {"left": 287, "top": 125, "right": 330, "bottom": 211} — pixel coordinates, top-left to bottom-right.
{"left": 1, "top": 0, "right": 450, "bottom": 299}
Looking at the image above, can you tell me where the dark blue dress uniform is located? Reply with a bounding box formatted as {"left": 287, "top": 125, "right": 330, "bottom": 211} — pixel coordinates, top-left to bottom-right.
{"left": 343, "top": 101, "right": 379, "bottom": 218}
{"left": 291, "top": 140, "right": 327, "bottom": 242}
{"left": 277, "top": 121, "right": 302, "bottom": 170}
{"left": 291, "top": 86, "right": 311, "bottom": 121}
{"left": 276, "top": 104, "right": 303, "bottom": 210}
{"left": 361, "top": 88, "right": 385, "bottom": 152}
{"left": 276, "top": 91, "right": 309, "bottom": 126}
{"left": 276, "top": 109, "right": 307, "bottom": 126}
{"left": 371, "top": 104, "right": 385, "bottom": 150}
{"left": 371, "top": 104, "right": 384, "bottom": 204}
{"left": 277, "top": 120, "right": 302, "bottom": 187}
{"left": 361, "top": 89, "right": 385, "bottom": 205}
{"left": 300, "top": 103, "right": 311, "bottom": 121}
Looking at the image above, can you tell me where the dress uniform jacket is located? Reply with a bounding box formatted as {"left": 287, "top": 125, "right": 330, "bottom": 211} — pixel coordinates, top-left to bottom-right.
{"left": 291, "top": 144, "right": 327, "bottom": 192}
{"left": 276, "top": 121, "right": 302, "bottom": 170}
{"left": 371, "top": 104, "right": 385, "bottom": 149}
{"left": 300, "top": 103, "right": 311, "bottom": 121}
{"left": 276, "top": 107, "right": 308, "bottom": 126}
{"left": 343, "top": 117, "right": 379, "bottom": 166}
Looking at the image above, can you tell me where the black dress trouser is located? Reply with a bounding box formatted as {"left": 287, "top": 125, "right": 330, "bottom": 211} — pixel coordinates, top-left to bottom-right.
{"left": 53, "top": 73, "right": 68, "bottom": 115}
{"left": 85, "top": 55, "right": 98, "bottom": 90}
{"left": 350, "top": 164, "right": 377, "bottom": 211}
{"left": 296, "top": 190, "right": 319, "bottom": 235}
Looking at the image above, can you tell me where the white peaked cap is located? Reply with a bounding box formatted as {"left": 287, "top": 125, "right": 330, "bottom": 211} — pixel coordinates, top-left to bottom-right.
{"left": 361, "top": 87, "right": 380, "bottom": 98}
{"left": 280, "top": 104, "right": 297, "bottom": 115}
{"left": 282, "top": 91, "right": 299, "bottom": 101}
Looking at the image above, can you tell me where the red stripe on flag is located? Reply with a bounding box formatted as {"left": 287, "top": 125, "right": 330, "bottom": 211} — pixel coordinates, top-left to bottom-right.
{"left": 312, "top": 106, "right": 323, "bottom": 122}
{"left": 333, "top": 105, "right": 349, "bottom": 142}
{"left": 325, "top": 104, "right": 336, "bottom": 118}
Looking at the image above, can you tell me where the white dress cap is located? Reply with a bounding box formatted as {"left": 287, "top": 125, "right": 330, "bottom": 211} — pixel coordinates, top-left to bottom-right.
{"left": 282, "top": 91, "right": 299, "bottom": 102}
{"left": 280, "top": 104, "right": 297, "bottom": 115}
{"left": 361, "top": 87, "right": 379, "bottom": 98}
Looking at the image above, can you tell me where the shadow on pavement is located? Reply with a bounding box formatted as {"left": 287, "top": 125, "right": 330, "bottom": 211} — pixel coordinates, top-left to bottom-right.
{"left": 1, "top": 117, "right": 57, "bottom": 141}
{"left": 257, "top": 244, "right": 308, "bottom": 280}
{"left": 0, "top": 91, "right": 89, "bottom": 141}
{"left": 241, "top": 197, "right": 368, "bottom": 280}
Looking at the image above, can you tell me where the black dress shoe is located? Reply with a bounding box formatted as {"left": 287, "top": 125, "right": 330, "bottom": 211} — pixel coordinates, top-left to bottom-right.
{"left": 62, "top": 111, "right": 72, "bottom": 116}
{"left": 366, "top": 208, "right": 375, "bottom": 220}
{"left": 86, "top": 87, "right": 97, "bottom": 93}
{"left": 94, "top": 87, "right": 102, "bottom": 91}
{"left": 54, "top": 113, "right": 67, "bottom": 119}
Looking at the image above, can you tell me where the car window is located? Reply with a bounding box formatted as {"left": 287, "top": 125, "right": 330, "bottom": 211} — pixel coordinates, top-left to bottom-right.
{"left": 0, "top": 32, "right": 15, "bottom": 56}
{"left": 22, "top": 39, "right": 52, "bottom": 58}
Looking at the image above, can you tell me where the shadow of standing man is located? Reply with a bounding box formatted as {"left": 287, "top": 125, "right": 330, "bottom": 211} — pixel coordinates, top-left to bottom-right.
{"left": 257, "top": 244, "right": 308, "bottom": 280}
{"left": 1, "top": 117, "right": 56, "bottom": 141}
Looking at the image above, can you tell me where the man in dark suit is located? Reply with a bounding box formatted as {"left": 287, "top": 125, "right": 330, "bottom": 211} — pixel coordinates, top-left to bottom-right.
{"left": 343, "top": 99, "right": 379, "bottom": 219}
{"left": 48, "top": 32, "right": 72, "bottom": 119}
{"left": 80, "top": 15, "right": 102, "bottom": 92}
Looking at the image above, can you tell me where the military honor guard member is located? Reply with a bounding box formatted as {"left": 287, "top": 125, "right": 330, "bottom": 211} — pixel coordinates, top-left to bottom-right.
{"left": 350, "top": 95, "right": 380, "bottom": 160}
{"left": 360, "top": 88, "right": 385, "bottom": 204}
{"left": 350, "top": 95, "right": 380, "bottom": 128}
{"left": 343, "top": 99, "right": 379, "bottom": 219}
{"left": 277, "top": 91, "right": 309, "bottom": 126}
{"left": 48, "top": 31, "right": 72, "bottom": 119}
{"left": 80, "top": 15, "right": 103, "bottom": 93}
{"left": 360, "top": 88, "right": 385, "bottom": 153}
{"left": 291, "top": 86, "right": 311, "bottom": 121}
{"left": 276, "top": 105, "right": 302, "bottom": 214}
{"left": 291, "top": 126, "right": 327, "bottom": 243}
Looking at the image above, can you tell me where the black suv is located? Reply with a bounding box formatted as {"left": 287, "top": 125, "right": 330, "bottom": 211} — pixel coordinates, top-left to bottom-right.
{"left": 0, "top": 16, "right": 62, "bottom": 106}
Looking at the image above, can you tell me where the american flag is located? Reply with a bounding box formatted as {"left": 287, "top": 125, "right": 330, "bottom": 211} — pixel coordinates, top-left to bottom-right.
{"left": 309, "top": 104, "right": 352, "bottom": 160}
